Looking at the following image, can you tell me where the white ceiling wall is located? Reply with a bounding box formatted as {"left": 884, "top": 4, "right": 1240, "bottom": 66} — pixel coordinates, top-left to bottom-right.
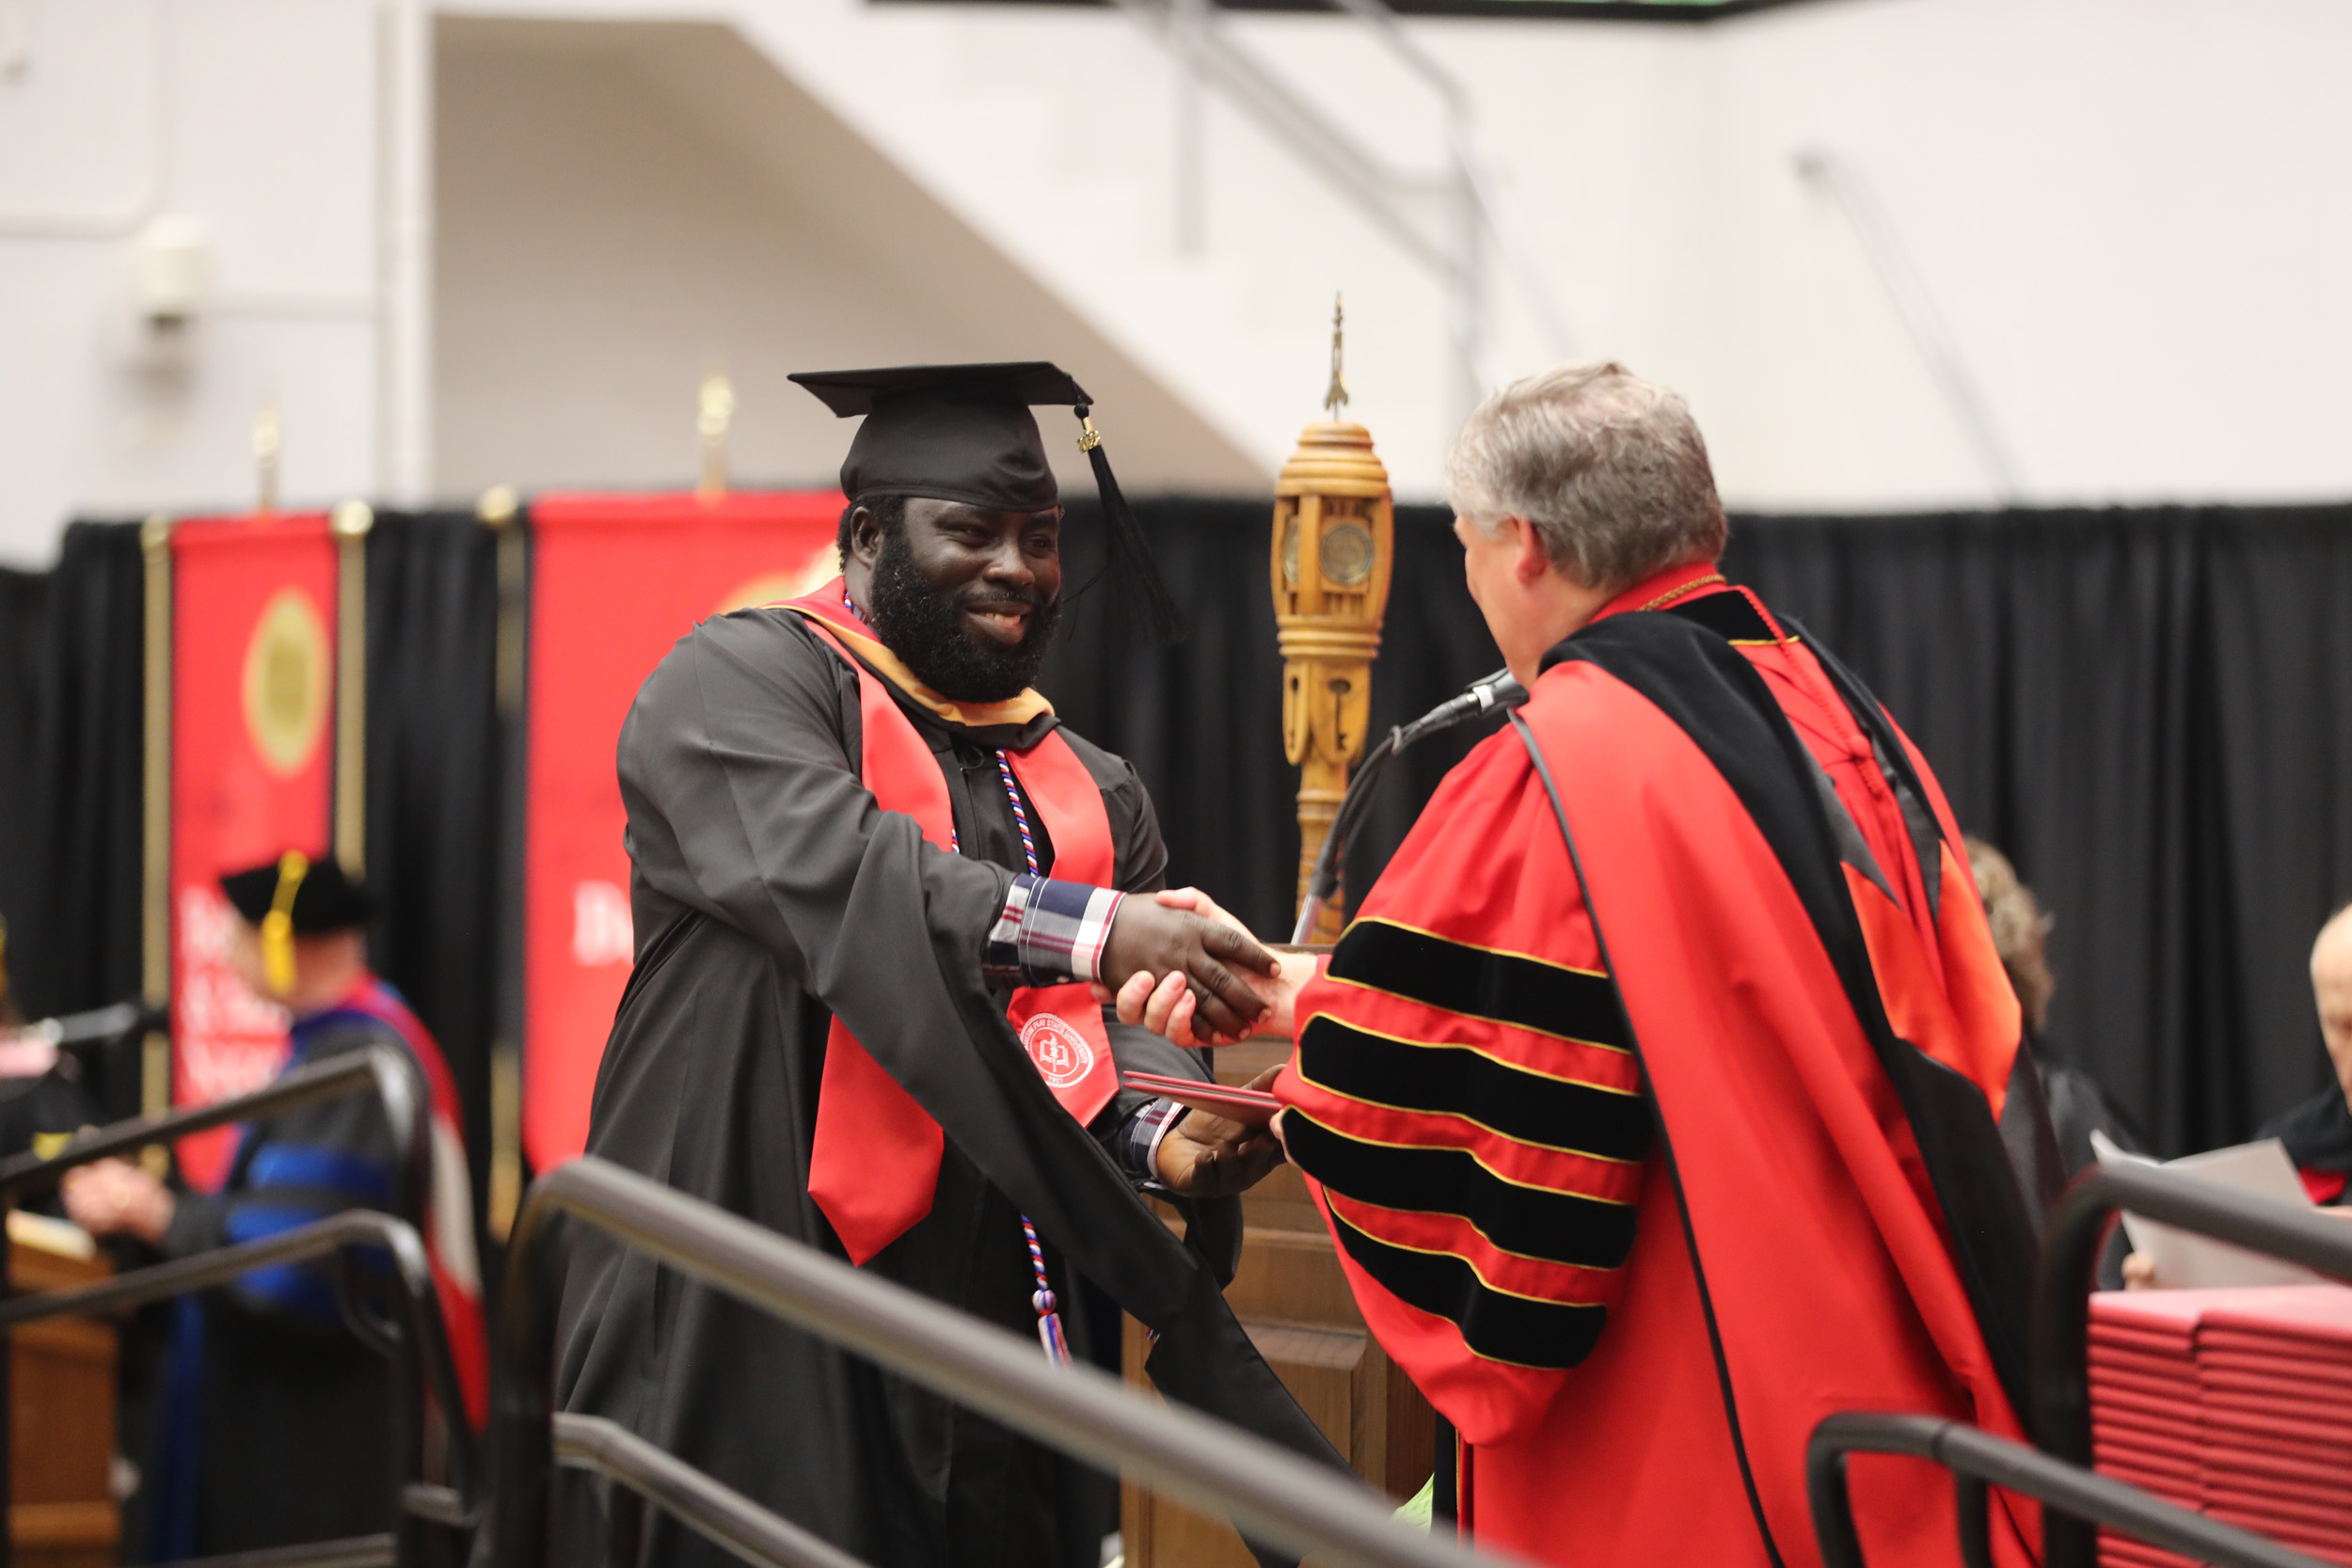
{"left": 435, "top": 19, "right": 1265, "bottom": 499}
{"left": 0, "top": 0, "right": 384, "bottom": 562}
{"left": 1, "top": 0, "right": 2348, "bottom": 563}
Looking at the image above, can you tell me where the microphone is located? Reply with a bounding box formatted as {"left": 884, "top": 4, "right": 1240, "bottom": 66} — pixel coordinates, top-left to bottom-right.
{"left": 1292, "top": 667, "right": 1529, "bottom": 942}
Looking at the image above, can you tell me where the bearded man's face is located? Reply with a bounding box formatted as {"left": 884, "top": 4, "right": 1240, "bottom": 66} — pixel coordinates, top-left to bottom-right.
{"left": 857, "top": 497, "right": 1063, "bottom": 704}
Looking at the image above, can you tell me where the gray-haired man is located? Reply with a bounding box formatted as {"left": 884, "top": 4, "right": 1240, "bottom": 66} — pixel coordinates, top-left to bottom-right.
{"left": 1121, "top": 360, "right": 2058, "bottom": 1567}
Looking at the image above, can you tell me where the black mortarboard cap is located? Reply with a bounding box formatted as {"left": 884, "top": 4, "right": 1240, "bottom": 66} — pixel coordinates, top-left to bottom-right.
{"left": 789, "top": 361, "right": 1185, "bottom": 641}
{"left": 221, "top": 855, "right": 374, "bottom": 934}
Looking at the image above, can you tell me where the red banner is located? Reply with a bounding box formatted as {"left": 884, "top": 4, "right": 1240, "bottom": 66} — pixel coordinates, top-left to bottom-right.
{"left": 523, "top": 491, "right": 842, "bottom": 1170}
{"left": 169, "top": 514, "right": 340, "bottom": 1190}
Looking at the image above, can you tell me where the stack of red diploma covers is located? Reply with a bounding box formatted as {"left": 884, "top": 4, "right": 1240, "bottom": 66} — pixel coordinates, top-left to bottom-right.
{"left": 2091, "top": 1285, "right": 2352, "bottom": 1566}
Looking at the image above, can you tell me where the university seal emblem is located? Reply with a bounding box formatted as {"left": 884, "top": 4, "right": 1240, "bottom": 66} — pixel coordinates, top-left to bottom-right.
{"left": 1019, "top": 1013, "right": 1095, "bottom": 1089}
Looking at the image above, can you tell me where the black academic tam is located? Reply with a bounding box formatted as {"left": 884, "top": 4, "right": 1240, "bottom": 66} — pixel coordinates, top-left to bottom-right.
{"left": 789, "top": 361, "right": 1185, "bottom": 641}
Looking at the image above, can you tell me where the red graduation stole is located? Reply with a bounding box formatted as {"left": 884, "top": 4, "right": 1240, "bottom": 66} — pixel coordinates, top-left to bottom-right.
{"left": 782, "top": 584, "right": 1120, "bottom": 1265}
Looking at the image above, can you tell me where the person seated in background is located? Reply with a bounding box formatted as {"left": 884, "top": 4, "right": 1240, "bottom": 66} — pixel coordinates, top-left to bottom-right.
{"left": 1121, "top": 360, "right": 2059, "bottom": 1567}
{"left": 2121, "top": 902, "right": 2352, "bottom": 1289}
{"left": 1964, "top": 836, "right": 2149, "bottom": 1173}
{"left": 2254, "top": 903, "right": 2352, "bottom": 1205}
{"left": 0, "top": 914, "right": 104, "bottom": 1167}
{"left": 60, "top": 852, "right": 486, "bottom": 1560}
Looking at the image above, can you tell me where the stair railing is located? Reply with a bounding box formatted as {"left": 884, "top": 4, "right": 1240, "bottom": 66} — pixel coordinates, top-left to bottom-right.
{"left": 1808, "top": 1157, "right": 2352, "bottom": 1568}
{"left": 0, "top": 1046, "right": 465, "bottom": 1568}
{"left": 2031, "top": 1161, "right": 2352, "bottom": 1568}
{"left": 479, "top": 1155, "right": 1526, "bottom": 1568}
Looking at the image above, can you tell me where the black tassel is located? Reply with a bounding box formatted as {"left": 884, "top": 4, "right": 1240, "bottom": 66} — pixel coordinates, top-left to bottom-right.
{"left": 1075, "top": 405, "right": 1186, "bottom": 643}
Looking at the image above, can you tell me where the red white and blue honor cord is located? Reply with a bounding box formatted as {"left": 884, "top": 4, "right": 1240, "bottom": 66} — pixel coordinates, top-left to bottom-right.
{"left": 994, "top": 751, "right": 1073, "bottom": 1366}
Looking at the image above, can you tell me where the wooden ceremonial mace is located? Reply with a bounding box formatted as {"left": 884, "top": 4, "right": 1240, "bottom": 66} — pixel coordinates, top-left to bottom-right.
{"left": 1273, "top": 299, "right": 1394, "bottom": 942}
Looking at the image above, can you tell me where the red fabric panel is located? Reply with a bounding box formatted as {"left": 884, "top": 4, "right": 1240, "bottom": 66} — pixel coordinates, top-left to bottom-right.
{"left": 521, "top": 490, "right": 841, "bottom": 1169}
{"left": 168, "top": 514, "right": 337, "bottom": 1191}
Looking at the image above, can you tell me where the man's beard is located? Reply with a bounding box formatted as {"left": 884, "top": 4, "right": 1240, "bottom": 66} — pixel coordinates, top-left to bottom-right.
{"left": 866, "top": 527, "right": 1060, "bottom": 704}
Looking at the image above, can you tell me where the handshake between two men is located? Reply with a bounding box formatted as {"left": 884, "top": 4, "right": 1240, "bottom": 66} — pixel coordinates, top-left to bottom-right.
{"left": 1093, "top": 887, "right": 1317, "bottom": 1200}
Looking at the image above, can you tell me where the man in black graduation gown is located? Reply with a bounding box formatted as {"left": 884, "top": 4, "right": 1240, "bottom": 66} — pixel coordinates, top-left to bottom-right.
{"left": 555, "top": 364, "right": 1346, "bottom": 1568}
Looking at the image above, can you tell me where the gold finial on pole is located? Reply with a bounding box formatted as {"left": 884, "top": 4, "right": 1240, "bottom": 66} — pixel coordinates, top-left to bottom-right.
{"left": 1323, "top": 293, "right": 1349, "bottom": 420}
{"left": 253, "top": 402, "right": 282, "bottom": 516}
{"left": 697, "top": 369, "right": 735, "bottom": 503}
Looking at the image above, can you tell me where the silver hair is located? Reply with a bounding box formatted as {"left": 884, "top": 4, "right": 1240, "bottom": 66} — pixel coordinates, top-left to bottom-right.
{"left": 1442, "top": 359, "right": 1728, "bottom": 592}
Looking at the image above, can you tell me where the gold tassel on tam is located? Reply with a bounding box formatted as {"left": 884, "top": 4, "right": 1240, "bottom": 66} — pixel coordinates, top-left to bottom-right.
{"left": 262, "top": 849, "right": 310, "bottom": 996}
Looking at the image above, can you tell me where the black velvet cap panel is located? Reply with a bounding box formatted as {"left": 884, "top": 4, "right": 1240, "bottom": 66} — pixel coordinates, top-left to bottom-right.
{"left": 789, "top": 362, "right": 1094, "bottom": 514}
{"left": 219, "top": 857, "right": 375, "bottom": 933}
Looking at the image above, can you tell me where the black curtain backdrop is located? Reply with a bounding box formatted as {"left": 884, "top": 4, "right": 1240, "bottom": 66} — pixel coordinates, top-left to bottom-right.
{"left": 1045, "top": 500, "right": 2352, "bottom": 1158}
{"left": 8, "top": 523, "right": 149, "bottom": 1118}
{"left": 3, "top": 502, "right": 2345, "bottom": 1165}
{"left": 362, "top": 511, "right": 506, "bottom": 1226}
{"left": 0, "top": 562, "right": 50, "bottom": 1020}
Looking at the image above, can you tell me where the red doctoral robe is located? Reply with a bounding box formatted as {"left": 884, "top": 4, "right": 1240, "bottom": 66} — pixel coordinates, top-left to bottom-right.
{"left": 1278, "top": 562, "right": 2060, "bottom": 1568}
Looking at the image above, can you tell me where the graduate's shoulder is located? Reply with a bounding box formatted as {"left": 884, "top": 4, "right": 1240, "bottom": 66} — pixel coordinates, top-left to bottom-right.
{"left": 630, "top": 605, "right": 851, "bottom": 716}
{"left": 1042, "top": 719, "right": 1148, "bottom": 799}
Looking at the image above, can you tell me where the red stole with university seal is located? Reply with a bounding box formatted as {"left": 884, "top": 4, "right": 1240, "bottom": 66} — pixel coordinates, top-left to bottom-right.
{"left": 781, "top": 582, "right": 1120, "bottom": 1265}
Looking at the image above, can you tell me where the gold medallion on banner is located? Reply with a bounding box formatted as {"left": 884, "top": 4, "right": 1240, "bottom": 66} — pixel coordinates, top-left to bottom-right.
{"left": 716, "top": 546, "right": 843, "bottom": 614}
{"left": 242, "top": 588, "right": 330, "bottom": 777}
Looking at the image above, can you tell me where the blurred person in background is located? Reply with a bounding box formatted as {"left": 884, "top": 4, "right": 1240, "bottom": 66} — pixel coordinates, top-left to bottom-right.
{"left": 2122, "top": 902, "right": 2352, "bottom": 1289}
{"left": 0, "top": 915, "right": 104, "bottom": 1164}
{"left": 61, "top": 853, "right": 486, "bottom": 1560}
{"left": 1963, "top": 837, "right": 2148, "bottom": 1173}
{"left": 2253, "top": 903, "right": 2352, "bottom": 1206}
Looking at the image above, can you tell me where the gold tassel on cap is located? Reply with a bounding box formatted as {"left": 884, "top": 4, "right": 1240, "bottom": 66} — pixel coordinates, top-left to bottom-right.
{"left": 262, "top": 850, "right": 310, "bottom": 996}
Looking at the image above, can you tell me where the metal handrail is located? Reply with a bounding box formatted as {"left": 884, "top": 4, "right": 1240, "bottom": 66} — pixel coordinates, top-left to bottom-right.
{"left": 1807, "top": 1412, "right": 2327, "bottom": 1568}
{"left": 0, "top": 1209, "right": 479, "bottom": 1550}
{"left": 0, "top": 1046, "right": 424, "bottom": 1203}
{"left": 550, "top": 1415, "right": 864, "bottom": 1568}
{"left": 0, "top": 1044, "right": 445, "bottom": 1568}
{"left": 151, "top": 1536, "right": 395, "bottom": 1568}
{"left": 2031, "top": 1162, "right": 2352, "bottom": 1568}
{"left": 480, "top": 1157, "right": 1523, "bottom": 1568}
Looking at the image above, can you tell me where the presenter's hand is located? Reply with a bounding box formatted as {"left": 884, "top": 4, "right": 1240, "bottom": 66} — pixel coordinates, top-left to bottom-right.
{"left": 1108, "top": 891, "right": 1315, "bottom": 1046}
{"left": 61, "top": 1157, "right": 175, "bottom": 1246}
{"left": 1154, "top": 1067, "right": 1288, "bottom": 1197}
{"left": 1100, "top": 894, "right": 1277, "bottom": 1044}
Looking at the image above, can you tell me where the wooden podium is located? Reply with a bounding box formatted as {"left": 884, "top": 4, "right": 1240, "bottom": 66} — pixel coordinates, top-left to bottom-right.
{"left": 8, "top": 1230, "right": 119, "bottom": 1568}
{"left": 1120, "top": 1041, "right": 1434, "bottom": 1567}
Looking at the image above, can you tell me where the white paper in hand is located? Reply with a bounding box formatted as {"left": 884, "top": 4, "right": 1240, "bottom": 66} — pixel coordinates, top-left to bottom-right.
{"left": 2090, "top": 1130, "right": 2325, "bottom": 1290}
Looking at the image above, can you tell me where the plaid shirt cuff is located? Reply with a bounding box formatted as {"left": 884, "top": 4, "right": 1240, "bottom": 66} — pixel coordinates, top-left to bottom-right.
{"left": 982, "top": 874, "right": 1124, "bottom": 987}
{"left": 1114, "top": 1098, "right": 1186, "bottom": 1190}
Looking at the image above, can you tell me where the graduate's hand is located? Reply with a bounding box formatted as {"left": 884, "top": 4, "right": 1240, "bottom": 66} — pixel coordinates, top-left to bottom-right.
{"left": 1100, "top": 893, "right": 1277, "bottom": 1044}
{"left": 1153, "top": 1067, "right": 1288, "bottom": 1197}
{"left": 61, "top": 1157, "right": 174, "bottom": 1246}
{"left": 1113, "top": 949, "right": 1318, "bottom": 1047}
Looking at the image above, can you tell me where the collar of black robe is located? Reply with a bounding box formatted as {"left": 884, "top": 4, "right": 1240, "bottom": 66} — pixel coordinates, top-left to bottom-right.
{"left": 2260, "top": 1082, "right": 2352, "bottom": 1175}
{"left": 784, "top": 584, "right": 1061, "bottom": 752}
